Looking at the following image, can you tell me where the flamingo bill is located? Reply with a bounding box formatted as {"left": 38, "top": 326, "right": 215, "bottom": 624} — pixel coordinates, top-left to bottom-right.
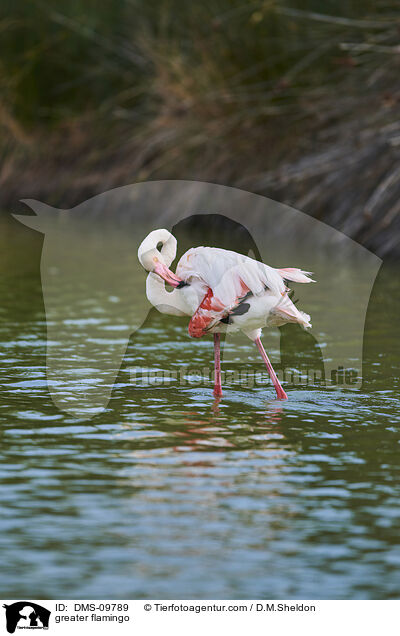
{"left": 153, "top": 261, "right": 184, "bottom": 288}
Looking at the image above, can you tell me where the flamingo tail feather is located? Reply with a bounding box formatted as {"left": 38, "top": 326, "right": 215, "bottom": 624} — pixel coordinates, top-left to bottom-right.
{"left": 277, "top": 267, "right": 315, "bottom": 283}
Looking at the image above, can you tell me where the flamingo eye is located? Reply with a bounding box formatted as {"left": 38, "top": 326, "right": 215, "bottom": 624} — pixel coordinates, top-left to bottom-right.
{"left": 157, "top": 241, "right": 163, "bottom": 252}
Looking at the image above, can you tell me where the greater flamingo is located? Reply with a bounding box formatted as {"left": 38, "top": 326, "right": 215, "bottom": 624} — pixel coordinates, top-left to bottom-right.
{"left": 138, "top": 229, "right": 314, "bottom": 400}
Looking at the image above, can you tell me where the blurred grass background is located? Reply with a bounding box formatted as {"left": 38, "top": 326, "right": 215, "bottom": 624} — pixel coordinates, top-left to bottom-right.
{"left": 1, "top": 0, "right": 399, "bottom": 255}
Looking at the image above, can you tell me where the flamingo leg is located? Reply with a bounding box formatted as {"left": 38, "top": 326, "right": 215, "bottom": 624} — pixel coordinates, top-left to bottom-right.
{"left": 213, "top": 333, "right": 223, "bottom": 397}
{"left": 254, "top": 336, "right": 288, "bottom": 400}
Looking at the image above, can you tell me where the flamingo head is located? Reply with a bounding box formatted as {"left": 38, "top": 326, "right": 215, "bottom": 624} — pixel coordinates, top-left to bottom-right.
{"left": 138, "top": 229, "right": 184, "bottom": 288}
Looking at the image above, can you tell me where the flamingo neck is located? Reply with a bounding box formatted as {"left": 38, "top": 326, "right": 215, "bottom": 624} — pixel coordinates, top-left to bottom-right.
{"left": 146, "top": 273, "right": 190, "bottom": 316}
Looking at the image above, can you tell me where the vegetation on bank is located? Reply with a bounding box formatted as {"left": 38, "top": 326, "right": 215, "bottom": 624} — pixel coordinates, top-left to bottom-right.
{"left": 1, "top": 1, "right": 399, "bottom": 255}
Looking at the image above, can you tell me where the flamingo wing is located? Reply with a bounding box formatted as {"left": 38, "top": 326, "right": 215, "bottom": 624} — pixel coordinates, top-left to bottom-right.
{"left": 178, "top": 247, "right": 285, "bottom": 337}
{"left": 177, "top": 247, "right": 285, "bottom": 299}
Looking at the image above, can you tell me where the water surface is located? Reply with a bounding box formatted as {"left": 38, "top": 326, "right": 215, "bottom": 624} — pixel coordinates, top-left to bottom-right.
{"left": 0, "top": 219, "right": 399, "bottom": 599}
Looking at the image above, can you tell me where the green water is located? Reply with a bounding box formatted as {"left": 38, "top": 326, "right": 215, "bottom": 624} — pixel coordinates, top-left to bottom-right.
{"left": 0, "top": 219, "right": 399, "bottom": 599}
